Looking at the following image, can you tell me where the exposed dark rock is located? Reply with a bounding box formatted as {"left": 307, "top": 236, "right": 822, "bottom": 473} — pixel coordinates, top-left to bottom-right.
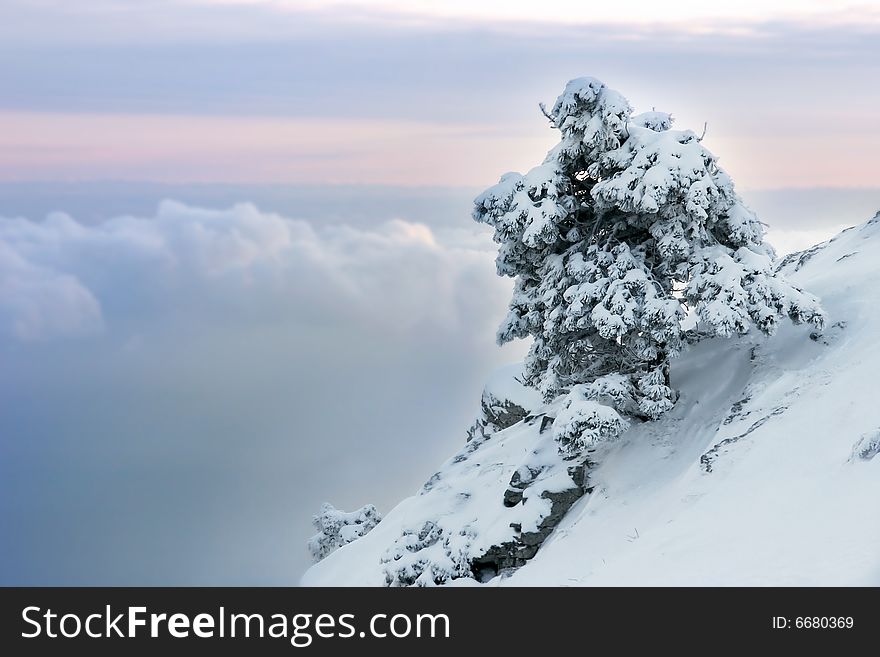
{"left": 723, "top": 396, "right": 752, "bottom": 425}
{"left": 810, "top": 320, "right": 847, "bottom": 345}
{"left": 701, "top": 406, "right": 788, "bottom": 472}
{"left": 471, "top": 457, "right": 592, "bottom": 577}
{"left": 776, "top": 219, "right": 866, "bottom": 274}
{"left": 503, "top": 465, "right": 542, "bottom": 507}
{"left": 466, "top": 391, "right": 530, "bottom": 443}
{"left": 503, "top": 486, "right": 524, "bottom": 508}
{"left": 419, "top": 472, "right": 442, "bottom": 494}
{"left": 777, "top": 243, "right": 827, "bottom": 272}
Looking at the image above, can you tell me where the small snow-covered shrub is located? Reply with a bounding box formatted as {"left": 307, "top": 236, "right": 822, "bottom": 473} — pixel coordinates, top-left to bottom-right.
{"left": 553, "top": 389, "right": 629, "bottom": 454}
{"left": 635, "top": 368, "right": 676, "bottom": 419}
{"left": 583, "top": 373, "right": 637, "bottom": 413}
{"left": 308, "top": 502, "right": 382, "bottom": 562}
{"left": 852, "top": 431, "right": 880, "bottom": 461}
{"left": 381, "top": 522, "right": 475, "bottom": 587}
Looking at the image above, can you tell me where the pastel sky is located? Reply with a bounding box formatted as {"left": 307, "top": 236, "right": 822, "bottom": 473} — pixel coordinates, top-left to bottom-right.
{"left": 1, "top": 0, "right": 879, "bottom": 188}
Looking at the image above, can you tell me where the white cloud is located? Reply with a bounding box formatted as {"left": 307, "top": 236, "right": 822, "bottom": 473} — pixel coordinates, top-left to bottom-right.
{"left": 0, "top": 200, "right": 509, "bottom": 341}
{"left": 0, "top": 239, "right": 103, "bottom": 341}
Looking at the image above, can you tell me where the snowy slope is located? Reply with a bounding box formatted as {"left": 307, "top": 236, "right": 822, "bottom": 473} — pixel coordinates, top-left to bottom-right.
{"left": 303, "top": 213, "right": 880, "bottom": 586}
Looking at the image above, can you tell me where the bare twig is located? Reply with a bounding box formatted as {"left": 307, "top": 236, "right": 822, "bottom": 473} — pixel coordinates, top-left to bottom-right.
{"left": 698, "top": 121, "right": 708, "bottom": 141}
{"left": 539, "top": 102, "right": 556, "bottom": 127}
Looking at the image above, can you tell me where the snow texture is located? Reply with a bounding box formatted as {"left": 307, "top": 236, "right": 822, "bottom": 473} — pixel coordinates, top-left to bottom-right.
{"left": 303, "top": 212, "right": 880, "bottom": 586}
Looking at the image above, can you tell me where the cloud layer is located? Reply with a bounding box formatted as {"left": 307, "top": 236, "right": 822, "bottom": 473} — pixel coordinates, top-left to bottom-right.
{"left": 0, "top": 200, "right": 508, "bottom": 341}
{"left": 0, "top": 201, "right": 522, "bottom": 584}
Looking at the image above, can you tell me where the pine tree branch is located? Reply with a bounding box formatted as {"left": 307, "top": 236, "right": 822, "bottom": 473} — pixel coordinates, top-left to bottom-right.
{"left": 538, "top": 102, "right": 557, "bottom": 128}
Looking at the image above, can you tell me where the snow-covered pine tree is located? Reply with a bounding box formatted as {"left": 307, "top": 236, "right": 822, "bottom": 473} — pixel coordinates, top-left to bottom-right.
{"left": 474, "top": 77, "right": 825, "bottom": 452}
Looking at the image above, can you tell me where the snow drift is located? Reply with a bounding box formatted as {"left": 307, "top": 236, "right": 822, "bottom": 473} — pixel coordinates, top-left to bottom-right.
{"left": 303, "top": 212, "right": 880, "bottom": 586}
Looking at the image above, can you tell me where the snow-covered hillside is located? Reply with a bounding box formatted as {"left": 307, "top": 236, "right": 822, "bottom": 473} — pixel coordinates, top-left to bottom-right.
{"left": 303, "top": 213, "right": 880, "bottom": 586}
